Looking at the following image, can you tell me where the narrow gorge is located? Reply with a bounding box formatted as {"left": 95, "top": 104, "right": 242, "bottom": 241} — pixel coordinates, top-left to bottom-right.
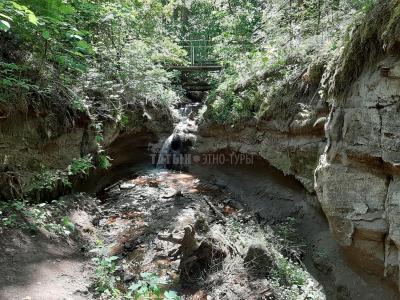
{"left": 1, "top": 0, "right": 400, "bottom": 299}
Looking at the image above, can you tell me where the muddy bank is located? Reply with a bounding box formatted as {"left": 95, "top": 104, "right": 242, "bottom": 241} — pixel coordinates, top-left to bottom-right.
{"left": 0, "top": 194, "right": 99, "bottom": 300}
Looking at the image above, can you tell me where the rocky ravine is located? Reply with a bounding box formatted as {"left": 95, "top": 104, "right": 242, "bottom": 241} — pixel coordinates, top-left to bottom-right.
{"left": 197, "top": 63, "right": 400, "bottom": 290}
{"left": 2, "top": 1, "right": 400, "bottom": 295}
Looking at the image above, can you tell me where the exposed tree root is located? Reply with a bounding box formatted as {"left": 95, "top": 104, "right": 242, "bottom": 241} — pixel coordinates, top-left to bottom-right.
{"left": 0, "top": 171, "right": 23, "bottom": 200}
{"left": 158, "top": 222, "right": 228, "bottom": 284}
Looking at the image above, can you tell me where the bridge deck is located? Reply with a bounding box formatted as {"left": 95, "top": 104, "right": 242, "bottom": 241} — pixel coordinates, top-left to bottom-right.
{"left": 171, "top": 65, "right": 222, "bottom": 71}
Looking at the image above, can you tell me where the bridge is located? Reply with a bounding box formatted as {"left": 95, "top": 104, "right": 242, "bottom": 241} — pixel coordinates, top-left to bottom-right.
{"left": 171, "top": 40, "right": 222, "bottom": 72}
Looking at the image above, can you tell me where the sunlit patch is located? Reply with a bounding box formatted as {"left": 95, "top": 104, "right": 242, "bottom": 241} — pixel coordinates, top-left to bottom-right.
{"left": 223, "top": 205, "right": 236, "bottom": 215}
{"left": 127, "top": 248, "right": 146, "bottom": 274}
{"left": 121, "top": 211, "right": 144, "bottom": 219}
{"left": 128, "top": 171, "right": 202, "bottom": 194}
{"left": 106, "top": 216, "right": 119, "bottom": 225}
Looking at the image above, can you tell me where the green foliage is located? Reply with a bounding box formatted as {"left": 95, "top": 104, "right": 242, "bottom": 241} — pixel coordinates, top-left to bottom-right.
{"left": 1, "top": 0, "right": 92, "bottom": 75}
{"left": 272, "top": 255, "right": 307, "bottom": 287}
{"left": 206, "top": 67, "right": 266, "bottom": 124}
{"left": 79, "top": 0, "right": 184, "bottom": 113}
{"left": 0, "top": 0, "right": 378, "bottom": 121}
{"left": 98, "top": 154, "right": 112, "bottom": 170}
{"left": 29, "top": 169, "right": 70, "bottom": 192}
{"left": 0, "top": 0, "right": 92, "bottom": 111}
{"left": 194, "top": 0, "right": 375, "bottom": 123}
{"left": 164, "top": 290, "right": 181, "bottom": 300}
{"left": 28, "top": 155, "right": 94, "bottom": 195}
{"left": 91, "top": 241, "right": 122, "bottom": 298}
{"left": 127, "top": 272, "right": 181, "bottom": 300}
{"left": 90, "top": 241, "right": 182, "bottom": 299}
{"left": 71, "top": 97, "right": 87, "bottom": 112}
{"left": 91, "top": 122, "right": 113, "bottom": 170}
{"left": 275, "top": 217, "right": 298, "bottom": 241}
{"left": 269, "top": 217, "right": 308, "bottom": 289}
{"left": 119, "top": 114, "right": 130, "bottom": 128}
{"left": 324, "top": 0, "right": 399, "bottom": 100}
{"left": 0, "top": 19, "right": 10, "bottom": 31}
{"left": 0, "top": 0, "right": 184, "bottom": 119}
{"left": 61, "top": 216, "right": 75, "bottom": 232}
{"left": 0, "top": 199, "right": 75, "bottom": 235}
{"left": 361, "top": 0, "right": 376, "bottom": 12}
{"left": 224, "top": 217, "right": 318, "bottom": 299}
{"left": 67, "top": 155, "right": 94, "bottom": 176}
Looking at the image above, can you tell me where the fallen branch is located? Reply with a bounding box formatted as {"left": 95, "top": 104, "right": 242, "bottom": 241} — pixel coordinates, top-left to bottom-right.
{"left": 104, "top": 180, "right": 123, "bottom": 192}
{"left": 203, "top": 196, "right": 227, "bottom": 223}
{"left": 0, "top": 171, "right": 23, "bottom": 199}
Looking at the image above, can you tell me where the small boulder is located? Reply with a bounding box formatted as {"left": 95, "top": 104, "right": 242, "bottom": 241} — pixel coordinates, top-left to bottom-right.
{"left": 194, "top": 215, "right": 210, "bottom": 233}
{"left": 244, "top": 244, "right": 274, "bottom": 276}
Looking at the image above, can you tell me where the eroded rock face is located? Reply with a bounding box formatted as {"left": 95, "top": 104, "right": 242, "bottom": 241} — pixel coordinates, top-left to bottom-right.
{"left": 315, "top": 57, "right": 400, "bottom": 287}
{"left": 0, "top": 104, "right": 173, "bottom": 199}
{"left": 196, "top": 115, "right": 326, "bottom": 193}
{"left": 0, "top": 110, "right": 95, "bottom": 198}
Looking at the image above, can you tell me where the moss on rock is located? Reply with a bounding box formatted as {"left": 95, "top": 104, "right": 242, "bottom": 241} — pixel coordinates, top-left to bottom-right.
{"left": 326, "top": 0, "right": 400, "bottom": 100}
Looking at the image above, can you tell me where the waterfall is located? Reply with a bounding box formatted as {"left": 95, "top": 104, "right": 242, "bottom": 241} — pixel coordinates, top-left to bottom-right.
{"left": 156, "top": 102, "right": 201, "bottom": 169}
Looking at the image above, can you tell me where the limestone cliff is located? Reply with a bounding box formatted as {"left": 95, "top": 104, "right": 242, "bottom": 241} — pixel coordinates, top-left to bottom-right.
{"left": 315, "top": 0, "right": 400, "bottom": 288}
{"left": 197, "top": 63, "right": 329, "bottom": 192}
{"left": 196, "top": 114, "right": 325, "bottom": 193}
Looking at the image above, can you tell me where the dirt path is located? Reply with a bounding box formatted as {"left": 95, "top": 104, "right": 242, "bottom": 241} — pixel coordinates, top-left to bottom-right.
{"left": 0, "top": 230, "right": 92, "bottom": 300}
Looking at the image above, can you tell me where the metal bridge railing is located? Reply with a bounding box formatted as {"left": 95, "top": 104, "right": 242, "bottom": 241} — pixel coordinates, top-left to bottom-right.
{"left": 181, "top": 40, "right": 218, "bottom": 66}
